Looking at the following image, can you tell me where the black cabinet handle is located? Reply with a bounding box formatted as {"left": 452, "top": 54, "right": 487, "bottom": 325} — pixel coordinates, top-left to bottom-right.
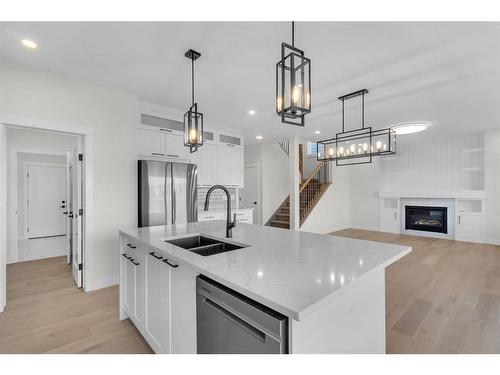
{"left": 122, "top": 253, "right": 132, "bottom": 260}
{"left": 130, "top": 258, "right": 140, "bottom": 266}
{"left": 152, "top": 152, "right": 165, "bottom": 156}
{"left": 166, "top": 154, "right": 179, "bottom": 158}
{"left": 162, "top": 259, "right": 179, "bottom": 268}
{"left": 149, "top": 251, "right": 163, "bottom": 260}
{"left": 126, "top": 243, "right": 136, "bottom": 249}
{"left": 159, "top": 128, "right": 172, "bottom": 132}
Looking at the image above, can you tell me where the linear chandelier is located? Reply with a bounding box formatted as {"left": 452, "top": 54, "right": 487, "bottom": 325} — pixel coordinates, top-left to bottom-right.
{"left": 276, "top": 21, "right": 311, "bottom": 126}
{"left": 184, "top": 49, "right": 204, "bottom": 153}
{"left": 316, "top": 89, "right": 396, "bottom": 166}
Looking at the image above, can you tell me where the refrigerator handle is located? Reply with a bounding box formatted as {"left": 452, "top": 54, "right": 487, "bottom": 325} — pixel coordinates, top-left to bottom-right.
{"left": 172, "top": 182, "right": 176, "bottom": 224}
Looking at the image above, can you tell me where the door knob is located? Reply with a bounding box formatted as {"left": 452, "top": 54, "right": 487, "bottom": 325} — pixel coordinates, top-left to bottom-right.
{"left": 253, "top": 201, "right": 257, "bottom": 204}
{"left": 62, "top": 211, "right": 68, "bottom": 215}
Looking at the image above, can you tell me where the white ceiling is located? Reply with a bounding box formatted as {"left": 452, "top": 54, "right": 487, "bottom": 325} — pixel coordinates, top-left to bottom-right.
{"left": 1, "top": 22, "right": 499, "bottom": 144}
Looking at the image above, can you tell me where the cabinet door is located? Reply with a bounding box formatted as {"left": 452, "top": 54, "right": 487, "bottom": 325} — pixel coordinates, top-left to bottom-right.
{"left": 191, "top": 143, "right": 217, "bottom": 186}
{"left": 137, "top": 129, "right": 166, "bottom": 157}
{"left": 134, "top": 249, "right": 146, "bottom": 329}
{"left": 380, "top": 209, "right": 399, "bottom": 234}
{"left": 123, "top": 251, "right": 136, "bottom": 317}
{"left": 215, "top": 145, "right": 229, "bottom": 185}
{"left": 165, "top": 133, "right": 189, "bottom": 160}
{"left": 228, "top": 146, "right": 244, "bottom": 187}
{"left": 145, "top": 252, "right": 170, "bottom": 353}
{"left": 457, "top": 214, "right": 483, "bottom": 241}
{"left": 170, "top": 265, "right": 197, "bottom": 354}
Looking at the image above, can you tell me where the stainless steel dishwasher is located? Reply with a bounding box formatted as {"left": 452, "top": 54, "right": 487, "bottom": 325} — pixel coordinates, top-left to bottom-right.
{"left": 196, "top": 275, "right": 288, "bottom": 354}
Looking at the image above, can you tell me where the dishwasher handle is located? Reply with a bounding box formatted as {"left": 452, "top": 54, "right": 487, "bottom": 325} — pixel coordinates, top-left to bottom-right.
{"left": 203, "top": 297, "right": 266, "bottom": 343}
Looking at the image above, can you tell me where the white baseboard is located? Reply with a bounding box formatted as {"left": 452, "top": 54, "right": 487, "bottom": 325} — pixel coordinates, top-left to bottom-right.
{"left": 484, "top": 238, "right": 500, "bottom": 246}
{"left": 84, "top": 275, "right": 119, "bottom": 292}
{"left": 349, "top": 224, "right": 381, "bottom": 232}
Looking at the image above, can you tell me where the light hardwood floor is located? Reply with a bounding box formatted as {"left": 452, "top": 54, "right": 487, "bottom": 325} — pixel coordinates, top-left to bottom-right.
{"left": 333, "top": 229, "right": 500, "bottom": 354}
{"left": 2, "top": 231, "right": 500, "bottom": 353}
{"left": 0, "top": 256, "right": 152, "bottom": 353}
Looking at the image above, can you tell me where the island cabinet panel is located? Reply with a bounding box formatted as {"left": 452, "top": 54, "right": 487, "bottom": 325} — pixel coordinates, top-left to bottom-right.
{"left": 289, "top": 267, "right": 386, "bottom": 354}
{"left": 144, "top": 251, "right": 171, "bottom": 353}
{"left": 170, "top": 265, "right": 198, "bottom": 354}
{"left": 134, "top": 250, "right": 147, "bottom": 328}
{"left": 120, "top": 234, "right": 198, "bottom": 354}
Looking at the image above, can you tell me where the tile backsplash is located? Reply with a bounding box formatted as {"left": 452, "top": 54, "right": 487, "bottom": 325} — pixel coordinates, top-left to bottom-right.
{"left": 197, "top": 187, "right": 237, "bottom": 211}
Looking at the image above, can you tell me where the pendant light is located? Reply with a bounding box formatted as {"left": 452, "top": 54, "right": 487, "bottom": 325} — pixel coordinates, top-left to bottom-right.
{"left": 316, "top": 89, "right": 396, "bottom": 166}
{"left": 184, "top": 49, "right": 204, "bottom": 153}
{"left": 276, "top": 21, "right": 311, "bottom": 126}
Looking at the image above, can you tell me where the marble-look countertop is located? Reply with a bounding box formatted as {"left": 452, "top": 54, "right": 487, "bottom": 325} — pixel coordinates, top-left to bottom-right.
{"left": 120, "top": 221, "right": 411, "bottom": 320}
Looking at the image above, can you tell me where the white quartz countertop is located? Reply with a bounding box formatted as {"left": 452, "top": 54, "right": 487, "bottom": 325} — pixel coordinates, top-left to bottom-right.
{"left": 120, "top": 221, "right": 411, "bottom": 320}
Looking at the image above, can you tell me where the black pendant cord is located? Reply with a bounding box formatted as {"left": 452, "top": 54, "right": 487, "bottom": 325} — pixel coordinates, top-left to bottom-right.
{"left": 291, "top": 21, "right": 295, "bottom": 47}
{"left": 362, "top": 91, "right": 365, "bottom": 129}
{"left": 191, "top": 56, "right": 195, "bottom": 106}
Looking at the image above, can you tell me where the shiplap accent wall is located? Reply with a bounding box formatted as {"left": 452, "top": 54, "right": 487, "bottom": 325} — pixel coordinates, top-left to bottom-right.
{"left": 380, "top": 132, "right": 485, "bottom": 193}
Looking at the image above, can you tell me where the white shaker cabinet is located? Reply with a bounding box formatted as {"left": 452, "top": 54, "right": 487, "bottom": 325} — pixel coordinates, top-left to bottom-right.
{"left": 456, "top": 213, "right": 483, "bottom": 243}
{"left": 190, "top": 143, "right": 217, "bottom": 186}
{"left": 144, "top": 250, "right": 170, "bottom": 353}
{"left": 164, "top": 132, "right": 189, "bottom": 160}
{"left": 121, "top": 236, "right": 197, "bottom": 354}
{"left": 137, "top": 128, "right": 166, "bottom": 157}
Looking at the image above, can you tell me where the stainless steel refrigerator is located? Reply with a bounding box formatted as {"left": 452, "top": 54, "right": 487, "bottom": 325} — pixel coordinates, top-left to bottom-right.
{"left": 138, "top": 160, "right": 197, "bottom": 227}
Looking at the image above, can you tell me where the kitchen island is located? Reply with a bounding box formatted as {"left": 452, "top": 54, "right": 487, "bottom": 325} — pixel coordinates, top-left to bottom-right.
{"left": 119, "top": 221, "right": 411, "bottom": 354}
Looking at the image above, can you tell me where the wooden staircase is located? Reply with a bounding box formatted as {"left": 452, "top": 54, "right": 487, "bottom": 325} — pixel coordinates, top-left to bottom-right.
{"left": 266, "top": 162, "right": 332, "bottom": 229}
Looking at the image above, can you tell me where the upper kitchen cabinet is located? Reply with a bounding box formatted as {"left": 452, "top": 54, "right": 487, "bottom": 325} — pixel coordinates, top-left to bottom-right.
{"left": 137, "top": 110, "right": 244, "bottom": 187}
{"left": 217, "top": 133, "right": 244, "bottom": 187}
{"left": 137, "top": 113, "right": 189, "bottom": 161}
{"left": 190, "top": 131, "right": 217, "bottom": 186}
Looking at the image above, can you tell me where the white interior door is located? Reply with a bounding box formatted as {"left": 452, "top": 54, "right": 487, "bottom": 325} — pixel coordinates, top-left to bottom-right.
{"left": 71, "top": 148, "right": 84, "bottom": 288}
{"left": 27, "top": 165, "right": 66, "bottom": 238}
{"left": 242, "top": 165, "right": 260, "bottom": 224}
{"left": 65, "top": 152, "right": 71, "bottom": 264}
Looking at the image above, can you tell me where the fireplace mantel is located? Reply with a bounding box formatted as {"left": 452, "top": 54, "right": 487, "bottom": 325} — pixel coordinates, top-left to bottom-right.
{"left": 379, "top": 190, "right": 485, "bottom": 199}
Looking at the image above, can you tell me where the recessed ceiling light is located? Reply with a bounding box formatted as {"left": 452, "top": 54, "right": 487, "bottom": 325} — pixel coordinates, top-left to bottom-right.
{"left": 314, "top": 130, "right": 320, "bottom": 134}
{"left": 256, "top": 135, "right": 263, "bottom": 140}
{"left": 21, "top": 39, "right": 37, "bottom": 49}
{"left": 248, "top": 110, "right": 256, "bottom": 116}
{"left": 392, "top": 122, "right": 430, "bottom": 135}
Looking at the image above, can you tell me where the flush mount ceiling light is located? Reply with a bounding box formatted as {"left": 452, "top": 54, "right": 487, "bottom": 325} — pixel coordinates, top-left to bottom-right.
{"left": 276, "top": 21, "right": 311, "bottom": 127}
{"left": 392, "top": 121, "right": 430, "bottom": 135}
{"left": 21, "top": 39, "right": 37, "bottom": 49}
{"left": 317, "top": 89, "right": 396, "bottom": 166}
{"left": 248, "top": 110, "right": 256, "bottom": 116}
{"left": 183, "top": 49, "right": 204, "bottom": 153}
{"left": 256, "top": 135, "right": 263, "bottom": 140}
{"left": 314, "top": 130, "right": 320, "bottom": 134}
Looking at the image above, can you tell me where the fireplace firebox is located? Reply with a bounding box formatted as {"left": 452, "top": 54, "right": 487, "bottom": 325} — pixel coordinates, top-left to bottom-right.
{"left": 405, "top": 206, "right": 448, "bottom": 234}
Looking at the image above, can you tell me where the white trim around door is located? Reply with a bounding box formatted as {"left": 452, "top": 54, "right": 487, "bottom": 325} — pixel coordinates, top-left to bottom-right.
{"left": 0, "top": 114, "right": 94, "bottom": 313}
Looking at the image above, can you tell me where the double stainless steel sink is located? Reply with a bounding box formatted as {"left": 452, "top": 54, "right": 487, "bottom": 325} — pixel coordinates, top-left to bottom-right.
{"left": 165, "top": 235, "right": 248, "bottom": 257}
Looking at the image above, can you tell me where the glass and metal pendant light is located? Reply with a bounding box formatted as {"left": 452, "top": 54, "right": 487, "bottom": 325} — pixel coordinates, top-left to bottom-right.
{"left": 184, "top": 49, "right": 203, "bottom": 153}
{"left": 316, "top": 89, "right": 396, "bottom": 166}
{"left": 276, "top": 21, "right": 311, "bottom": 126}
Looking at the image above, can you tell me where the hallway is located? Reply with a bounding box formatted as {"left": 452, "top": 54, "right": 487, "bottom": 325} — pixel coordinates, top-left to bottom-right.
{"left": 0, "top": 256, "right": 152, "bottom": 353}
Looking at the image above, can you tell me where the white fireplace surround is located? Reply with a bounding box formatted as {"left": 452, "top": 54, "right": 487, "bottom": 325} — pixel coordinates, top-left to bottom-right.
{"left": 400, "top": 198, "right": 455, "bottom": 240}
{"left": 379, "top": 191, "right": 485, "bottom": 243}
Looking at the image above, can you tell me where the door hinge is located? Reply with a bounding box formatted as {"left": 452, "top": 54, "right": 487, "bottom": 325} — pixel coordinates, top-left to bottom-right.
{"left": 27, "top": 172, "right": 29, "bottom": 178}
{"left": 27, "top": 227, "right": 29, "bottom": 233}
{"left": 78, "top": 153, "right": 83, "bottom": 161}
{"left": 78, "top": 208, "right": 83, "bottom": 216}
{"left": 78, "top": 263, "right": 83, "bottom": 271}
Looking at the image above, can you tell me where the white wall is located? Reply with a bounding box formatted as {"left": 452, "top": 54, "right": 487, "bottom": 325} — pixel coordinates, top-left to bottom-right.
{"left": 484, "top": 128, "right": 500, "bottom": 244}
{"left": 17, "top": 152, "right": 68, "bottom": 239}
{"left": 300, "top": 165, "right": 351, "bottom": 234}
{"left": 244, "top": 143, "right": 289, "bottom": 223}
{"left": 0, "top": 61, "right": 139, "bottom": 291}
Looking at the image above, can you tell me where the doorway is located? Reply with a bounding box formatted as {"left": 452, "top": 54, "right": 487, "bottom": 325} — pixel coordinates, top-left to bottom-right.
{"left": 241, "top": 164, "right": 262, "bottom": 225}
{"left": 2, "top": 126, "right": 86, "bottom": 305}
